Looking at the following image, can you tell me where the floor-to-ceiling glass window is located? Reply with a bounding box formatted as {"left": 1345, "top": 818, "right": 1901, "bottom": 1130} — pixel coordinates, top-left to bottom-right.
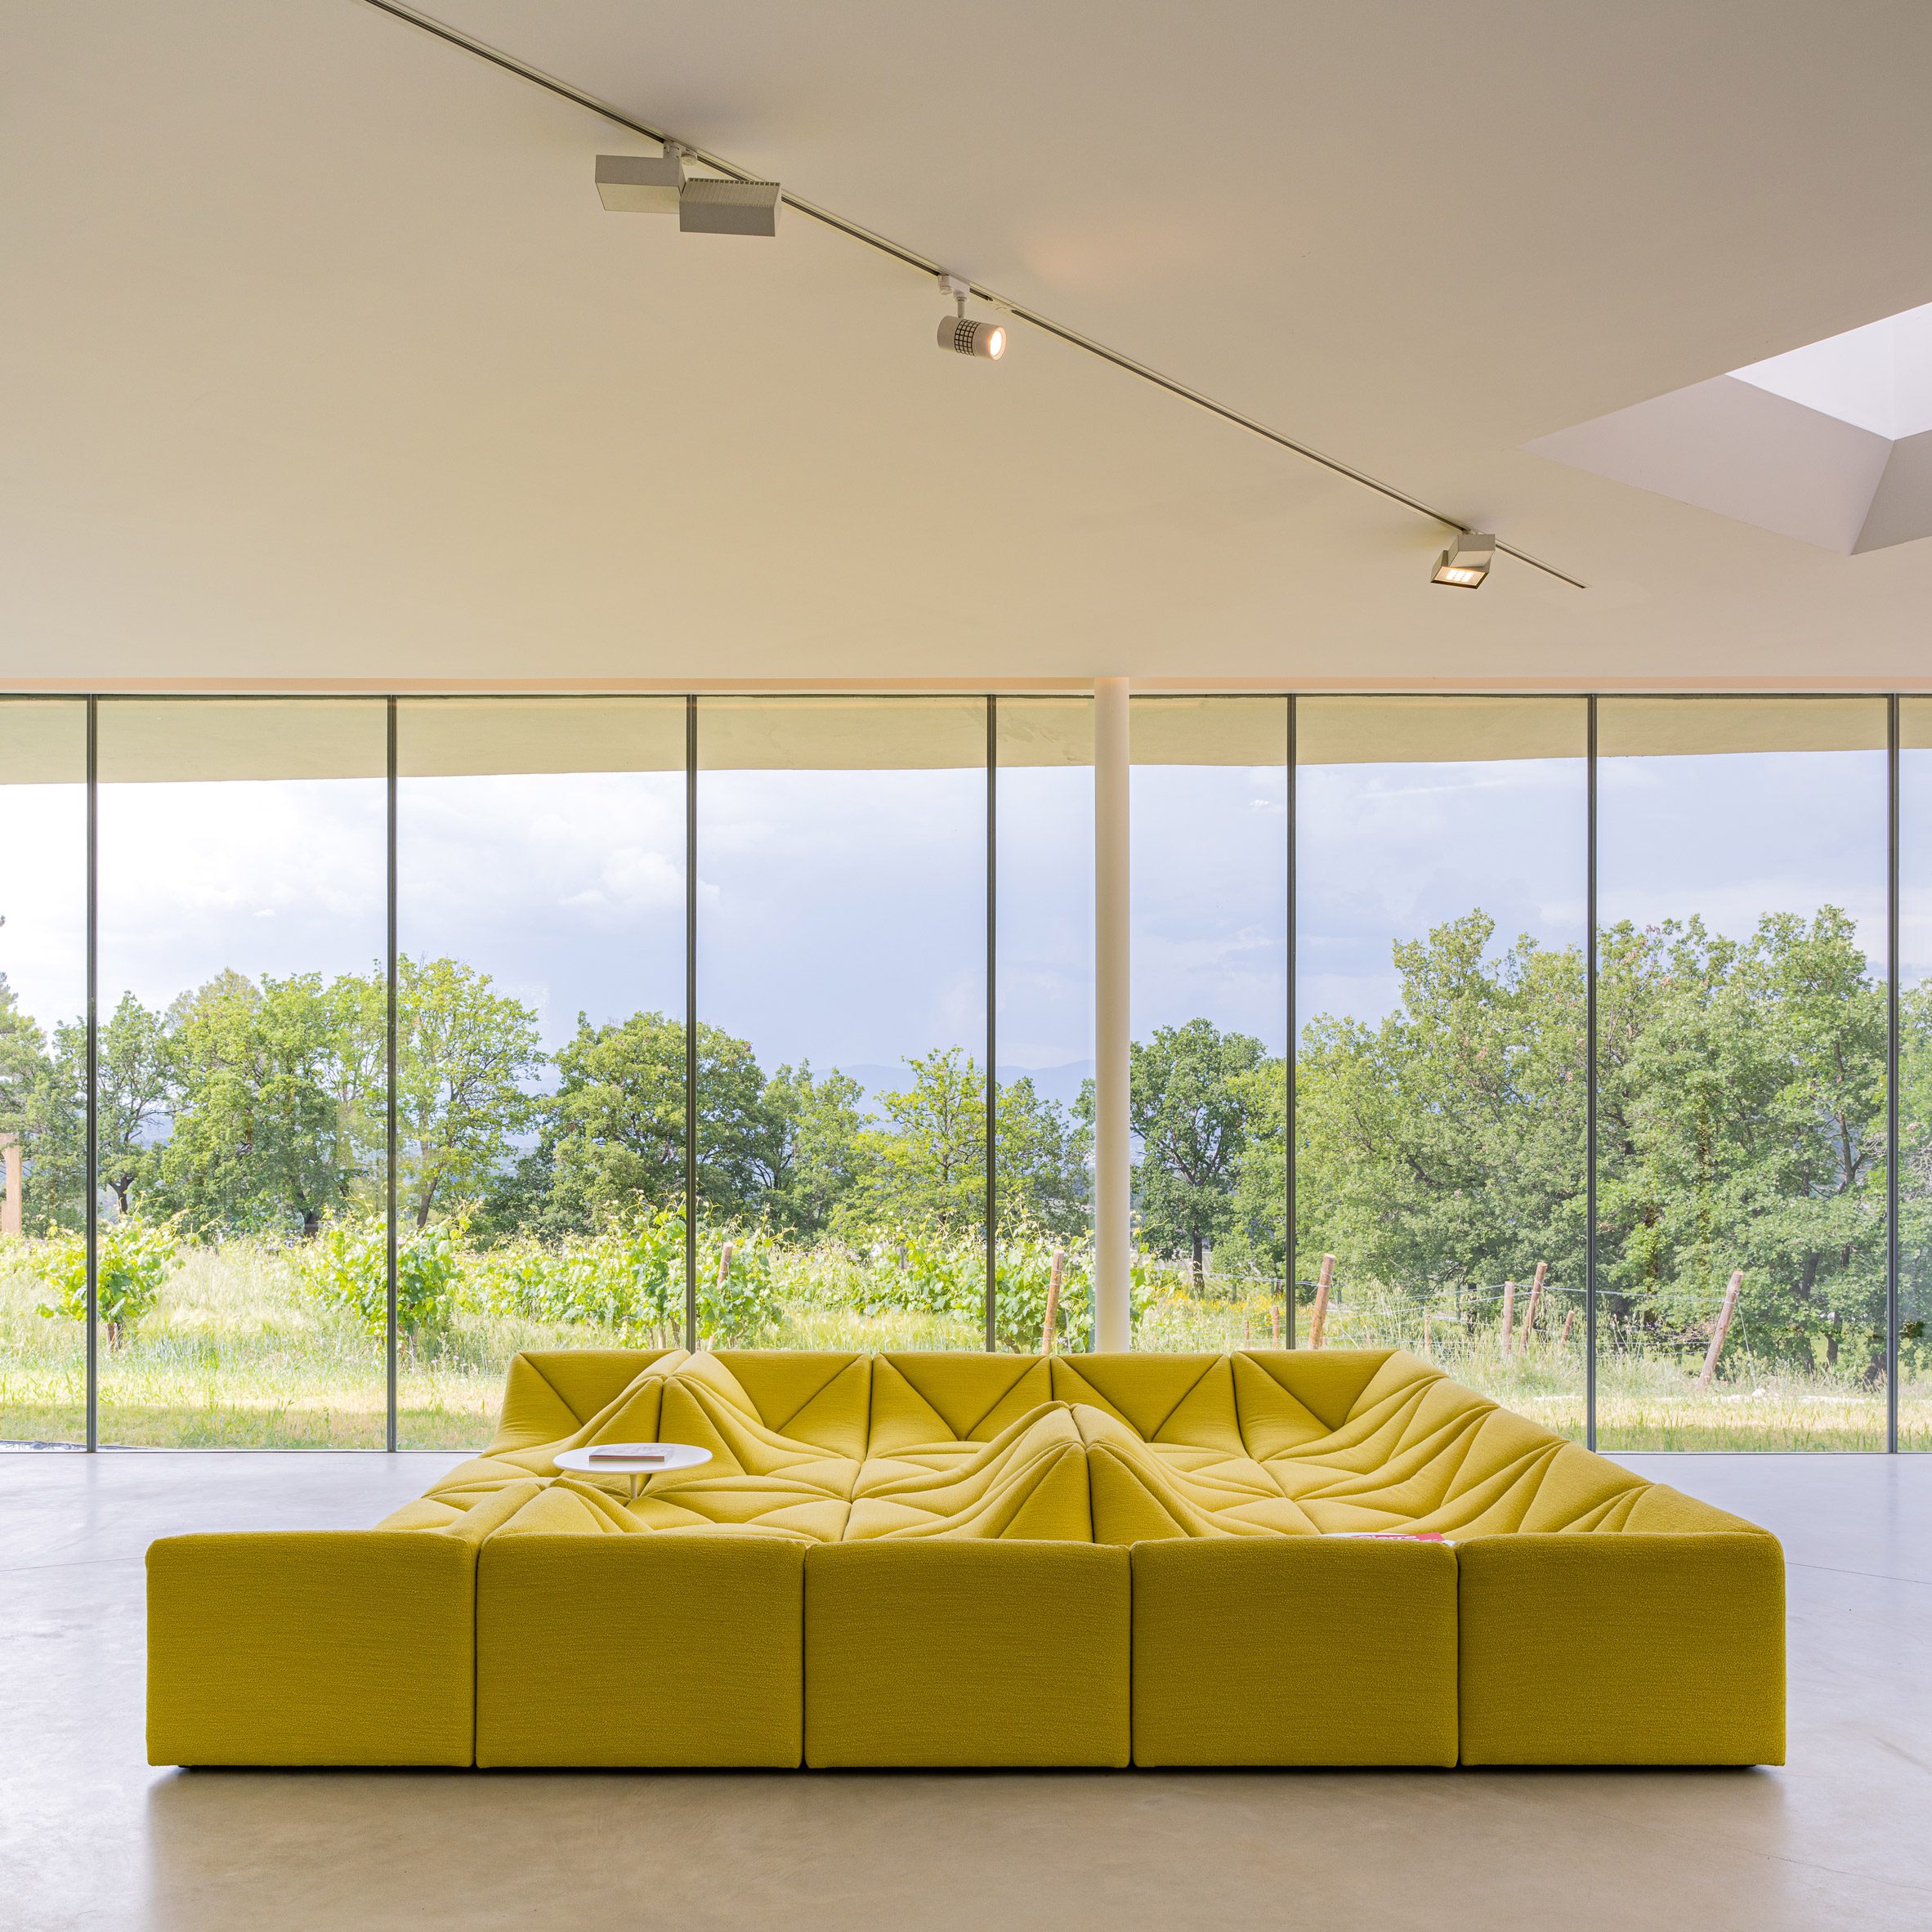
{"left": 15, "top": 686, "right": 1921, "bottom": 1449}
{"left": 1297, "top": 697, "right": 1589, "bottom": 1433}
{"left": 695, "top": 698, "right": 988, "bottom": 1349}
{"left": 0, "top": 702, "right": 89, "bottom": 1446}
{"left": 396, "top": 699, "right": 686, "bottom": 1448}
{"left": 995, "top": 698, "right": 1094, "bottom": 1353}
{"left": 1129, "top": 698, "right": 1289, "bottom": 1350}
{"left": 96, "top": 700, "right": 388, "bottom": 1447}
{"left": 1597, "top": 698, "right": 1888, "bottom": 1450}
{"left": 1895, "top": 700, "right": 1932, "bottom": 1448}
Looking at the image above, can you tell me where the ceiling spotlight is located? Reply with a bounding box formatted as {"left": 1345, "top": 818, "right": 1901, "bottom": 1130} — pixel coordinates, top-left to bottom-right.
{"left": 679, "top": 177, "right": 781, "bottom": 237}
{"left": 936, "top": 273, "right": 1006, "bottom": 360}
{"left": 596, "top": 148, "right": 686, "bottom": 214}
{"left": 596, "top": 149, "right": 781, "bottom": 235}
{"left": 1431, "top": 532, "right": 1495, "bottom": 588}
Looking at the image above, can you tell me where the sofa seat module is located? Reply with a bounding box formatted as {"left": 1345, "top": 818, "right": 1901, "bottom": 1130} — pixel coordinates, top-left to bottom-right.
{"left": 147, "top": 1345, "right": 1786, "bottom": 1771}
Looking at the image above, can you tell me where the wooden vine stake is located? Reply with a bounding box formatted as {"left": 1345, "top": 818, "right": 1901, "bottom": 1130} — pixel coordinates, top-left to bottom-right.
{"left": 717, "top": 1241, "right": 736, "bottom": 1287}
{"left": 1308, "top": 1254, "right": 1335, "bottom": 1349}
{"left": 1520, "top": 1260, "right": 1547, "bottom": 1346}
{"left": 1500, "top": 1281, "right": 1516, "bottom": 1353}
{"left": 1041, "top": 1246, "right": 1066, "bottom": 1355}
{"left": 1560, "top": 1306, "right": 1577, "bottom": 1348}
{"left": 1696, "top": 1271, "right": 1744, "bottom": 1391}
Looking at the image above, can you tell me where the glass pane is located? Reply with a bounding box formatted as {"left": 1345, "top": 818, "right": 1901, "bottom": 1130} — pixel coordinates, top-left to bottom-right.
{"left": 396, "top": 700, "right": 686, "bottom": 1448}
{"left": 1897, "top": 700, "right": 1932, "bottom": 1448}
{"left": 96, "top": 700, "right": 388, "bottom": 1447}
{"left": 995, "top": 699, "right": 1094, "bottom": 1353}
{"left": 697, "top": 698, "right": 988, "bottom": 1349}
{"left": 1598, "top": 698, "right": 1888, "bottom": 1450}
{"left": 1297, "top": 697, "right": 1588, "bottom": 1436}
{"left": 1129, "top": 698, "right": 1288, "bottom": 1349}
{"left": 0, "top": 703, "right": 88, "bottom": 1447}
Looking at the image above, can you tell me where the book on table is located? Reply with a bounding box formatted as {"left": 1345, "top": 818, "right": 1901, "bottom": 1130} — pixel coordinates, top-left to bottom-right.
{"left": 587, "top": 1446, "right": 669, "bottom": 1464}
{"left": 1327, "top": 1530, "right": 1454, "bottom": 1544}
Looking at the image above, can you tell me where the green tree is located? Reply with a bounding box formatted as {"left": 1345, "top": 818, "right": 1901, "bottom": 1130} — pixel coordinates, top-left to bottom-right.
{"left": 994, "top": 1073, "right": 1090, "bottom": 1239}
{"left": 394, "top": 955, "right": 542, "bottom": 1228}
{"left": 843, "top": 1049, "right": 1089, "bottom": 1241}
{"left": 0, "top": 973, "right": 79, "bottom": 1228}
{"left": 158, "top": 970, "right": 372, "bottom": 1237}
{"left": 545, "top": 1011, "right": 771, "bottom": 1228}
{"left": 851, "top": 1047, "right": 986, "bottom": 1235}
{"left": 1596, "top": 910, "right": 1886, "bottom": 1378}
{"left": 1121, "top": 1019, "right": 1269, "bottom": 1288}
{"left": 1290, "top": 906, "right": 1892, "bottom": 1380}
{"left": 761, "top": 1060, "right": 870, "bottom": 1236}
{"left": 1295, "top": 913, "right": 1585, "bottom": 1315}
{"left": 0, "top": 972, "right": 49, "bottom": 1138}
{"left": 46, "top": 994, "right": 172, "bottom": 1217}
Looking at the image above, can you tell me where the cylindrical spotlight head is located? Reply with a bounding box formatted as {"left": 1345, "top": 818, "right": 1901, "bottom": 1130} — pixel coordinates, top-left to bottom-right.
{"left": 937, "top": 315, "right": 1006, "bottom": 360}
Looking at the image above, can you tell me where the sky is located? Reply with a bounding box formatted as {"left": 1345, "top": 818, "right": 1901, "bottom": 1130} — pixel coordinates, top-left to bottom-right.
{"left": 0, "top": 705, "right": 1915, "bottom": 1106}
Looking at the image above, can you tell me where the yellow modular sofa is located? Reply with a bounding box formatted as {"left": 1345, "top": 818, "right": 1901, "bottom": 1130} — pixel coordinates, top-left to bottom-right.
{"left": 148, "top": 1348, "right": 1785, "bottom": 1769}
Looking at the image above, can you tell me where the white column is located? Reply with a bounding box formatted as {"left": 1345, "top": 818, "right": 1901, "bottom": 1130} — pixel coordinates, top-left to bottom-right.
{"left": 1093, "top": 677, "right": 1132, "bottom": 1350}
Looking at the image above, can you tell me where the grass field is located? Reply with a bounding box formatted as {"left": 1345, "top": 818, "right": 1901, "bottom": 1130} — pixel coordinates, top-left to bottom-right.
{"left": 1, "top": 1241, "right": 1923, "bottom": 1452}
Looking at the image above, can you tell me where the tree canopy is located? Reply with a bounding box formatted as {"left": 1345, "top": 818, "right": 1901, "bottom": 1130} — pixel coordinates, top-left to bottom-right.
{"left": 3, "top": 901, "right": 1920, "bottom": 1382}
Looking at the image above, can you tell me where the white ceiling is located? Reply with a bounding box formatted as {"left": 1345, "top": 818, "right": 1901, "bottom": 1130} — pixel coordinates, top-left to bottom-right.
{"left": 6, "top": 0, "right": 1932, "bottom": 691}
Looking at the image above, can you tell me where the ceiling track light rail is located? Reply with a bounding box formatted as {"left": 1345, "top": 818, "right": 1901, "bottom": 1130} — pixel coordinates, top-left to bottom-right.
{"left": 360, "top": 0, "right": 1583, "bottom": 590}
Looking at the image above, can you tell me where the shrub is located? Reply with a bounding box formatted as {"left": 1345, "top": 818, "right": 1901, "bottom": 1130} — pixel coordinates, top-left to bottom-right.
{"left": 993, "top": 1227, "right": 1094, "bottom": 1352}
{"left": 34, "top": 1216, "right": 181, "bottom": 1348}
{"left": 302, "top": 1216, "right": 465, "bottom": 1350}
{"left": 465, "top": 1213, "right": 780, "bottom": 1347}
{"left": 698, "top": 1225, "right": 780, "bottom": 1344}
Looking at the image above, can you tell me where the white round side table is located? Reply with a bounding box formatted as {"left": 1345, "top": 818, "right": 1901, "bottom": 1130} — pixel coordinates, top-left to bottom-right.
{"left": 554, "top": 1442, "right": 712, "bottom": 1503}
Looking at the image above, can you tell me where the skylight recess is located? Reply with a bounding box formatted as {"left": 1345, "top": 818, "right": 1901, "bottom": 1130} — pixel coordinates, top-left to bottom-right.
{"left": 1732, "top": 302, "right": 1932, "bottom": 440}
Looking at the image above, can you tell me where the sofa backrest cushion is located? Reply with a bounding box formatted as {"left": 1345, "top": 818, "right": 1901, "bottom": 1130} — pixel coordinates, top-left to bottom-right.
{"left": 869, "top": 1354, "right": 1054, "bottom": 1452}
{"left": 1051, "top": 1355, "right": 1243, "bottom": 1451}
{"left": 709, "top": 1351, "right": 872, "bottom": 1460}
{"left": 1233, "top": 1349, "right": 1396, "bottom": 1437}
{"left": 490, "top": 1349, "right": 679, "bottom": 1453}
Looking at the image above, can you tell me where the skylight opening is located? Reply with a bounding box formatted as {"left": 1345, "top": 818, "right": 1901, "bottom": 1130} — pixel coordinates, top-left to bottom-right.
{"left": 1731, "top": 301, "right": 1932, "bottom": 440}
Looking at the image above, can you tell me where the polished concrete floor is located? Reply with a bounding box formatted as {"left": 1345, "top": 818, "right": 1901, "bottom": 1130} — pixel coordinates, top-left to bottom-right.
{"left": 2, "top": 1451, "right": 1930, "bottom": 1932}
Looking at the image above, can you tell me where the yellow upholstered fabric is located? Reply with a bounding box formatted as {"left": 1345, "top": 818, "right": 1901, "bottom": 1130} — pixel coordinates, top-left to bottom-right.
{"left": 1077, "top": 1403, "right": 1320, "bottom": 1542}
{"left": 803, "top": 1538, "right": 1130, "bottom": 1766}
{"left": 1458, "top": 1527, "right": 1786, "bottom": 1764}
{"left": 654, "top": 1352, "right": 862, "bottom": 1497}
{"left": 846, "top": 1402, "right": 1093, "bottom": 1541}
{"left": 477, "top": 1525, "right": 805, "bottom": 1767}
{"left": 1051, "top": 1352, "right": 1239, "bottom": 1447}
{"left": 711, "top": 1348, "right": 872, "bottom": 1459}
{"left": 488, "top": 1348, "right": 684, "bottom": 1456}
{"left": 146, "top": 1344, "right": 1786, "bottom": 1769}
{"left": 866, "top": 1352, "right": 1055, "bottom": 1454}
{"left": 146, "top": 1481, "right": 538, "bottom": 1767}
{"left": 1133, "top": 1536, "right": 1458, "bottom": 1765}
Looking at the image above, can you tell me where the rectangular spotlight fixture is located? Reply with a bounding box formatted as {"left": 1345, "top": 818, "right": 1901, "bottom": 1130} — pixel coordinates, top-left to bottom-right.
{"left": 595, "top": 151, "right": 685, "bottom": 214}
{"left": 1431, "top": 532, "right": 1495, "bottom": 588}
{"left": 679, "top": 177, "right": 781, "bottom": 236}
